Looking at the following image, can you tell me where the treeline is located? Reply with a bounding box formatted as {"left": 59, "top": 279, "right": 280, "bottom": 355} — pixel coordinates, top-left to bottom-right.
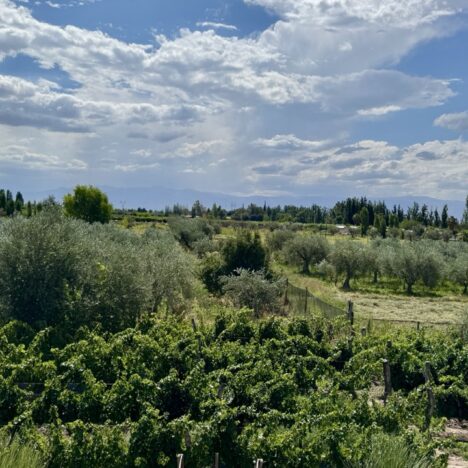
{"left": 159, "top": 196, "right": 467, "bottom": 229}
{"left": 0, "top": 188, "right": 24, "bottom": 216}
{"left": 0, "top": 187, "right": 51, "bottom": 218}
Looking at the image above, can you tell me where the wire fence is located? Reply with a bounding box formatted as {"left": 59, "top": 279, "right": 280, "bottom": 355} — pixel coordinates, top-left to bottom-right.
{"left": 282, "top": 281, "right": 466, "bottom": 335}
{"left": 283, "top": 281, "right": 345, "bottom": 320}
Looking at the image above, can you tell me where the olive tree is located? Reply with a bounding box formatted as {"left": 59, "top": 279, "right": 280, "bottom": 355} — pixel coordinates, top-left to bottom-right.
{"left": 449, "top": 251, "right": 468, "bottom": 294}
{"left": 387, "top": 242, "right": 443, "bottom": 294}
{"left": 283, "top": 235, "right": 329, "bottom": 274}
{"left": 0, "top": 209, "right": 92, "bottom": 327}
{"left": 417, "top": 242, "right": 443, "bottom": 289}
{"left": 85, "top": 224, "right": 152, "bottom": 331}
{"left": 328, "top": 240, "right": 366, "bottom": 289}
{"left": 222, "top": 269, "right": 284, "bottom": 317}
{"left": 168, "top": 217, "right": 214, "bottom": 250}
{"left": 141, "top": 229, "right": 195, "bottom": 314}
{"left": 266, "top": 228, "right": 295, "bottom": 255}
{"left": 0, "top": 212, "right": 196, "bottom": 331}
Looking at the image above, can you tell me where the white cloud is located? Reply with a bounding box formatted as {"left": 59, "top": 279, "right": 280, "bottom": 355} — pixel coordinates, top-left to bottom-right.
{"left": 0, "top": 144, "right": 87, "bottom": 170}
{"left": 248, "top": 136, "right": 468, "bottom": 199}
{"left": 0, "top": 0, "right": 467, "bottom": 197}
{"left": 195, "top": 21, "right": 238, "bottom": 31}
{"left": 434, "top": 111, "right": 468, "bottom": 132}
{"left": 253, "top": 134, "right": 330, "bottom": 151}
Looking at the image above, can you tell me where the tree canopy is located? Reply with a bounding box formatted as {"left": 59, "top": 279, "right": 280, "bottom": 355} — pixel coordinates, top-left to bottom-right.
{"left": 63, "top": 185, "right": 113, "bottom": 224}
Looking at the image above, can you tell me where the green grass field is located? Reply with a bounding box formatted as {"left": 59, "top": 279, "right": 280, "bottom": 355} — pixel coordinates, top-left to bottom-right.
{"left": 276, "top": 263, "right": 468, "bottom": 325}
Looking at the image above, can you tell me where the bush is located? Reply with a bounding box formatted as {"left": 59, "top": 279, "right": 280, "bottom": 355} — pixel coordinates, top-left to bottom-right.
{"left": 222, "top": 269, "right": 284, "bottom": 317}
{"left": 222, "top": 231, "right": 268, "bottom": 273}
{"left": 0, "top": 213, "right": 195, "bottom": 332}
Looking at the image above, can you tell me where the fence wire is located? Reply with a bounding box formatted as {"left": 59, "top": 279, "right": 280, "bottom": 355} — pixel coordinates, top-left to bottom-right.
{"left": 283, "top": 282, "right": 345, "bottom": 320}
{"left": 282, "top": 283, "right": 465, "bottom": 334}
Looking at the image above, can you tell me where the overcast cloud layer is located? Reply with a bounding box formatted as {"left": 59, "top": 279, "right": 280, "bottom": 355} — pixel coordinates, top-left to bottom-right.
{"left": 1, "top": 0, "right": 468, "bottom": 200}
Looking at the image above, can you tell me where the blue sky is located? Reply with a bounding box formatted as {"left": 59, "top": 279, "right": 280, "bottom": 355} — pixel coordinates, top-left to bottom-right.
{"left": 1, "top": 0, "right": 468, "bottom": 201}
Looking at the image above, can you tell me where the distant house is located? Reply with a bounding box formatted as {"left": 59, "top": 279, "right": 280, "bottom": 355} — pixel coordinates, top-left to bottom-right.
{"left": 336, "top": 225, "right": 350, "bottom": 235}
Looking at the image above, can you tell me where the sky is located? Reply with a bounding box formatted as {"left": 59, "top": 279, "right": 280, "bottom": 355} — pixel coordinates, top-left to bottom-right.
{"left": 1, "top": 0, "right": 468, "bottom": 201}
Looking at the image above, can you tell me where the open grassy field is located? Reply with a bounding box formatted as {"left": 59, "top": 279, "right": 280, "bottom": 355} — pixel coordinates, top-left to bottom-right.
{"left": 279, "top": 265, "right": 468, "bottom": 325}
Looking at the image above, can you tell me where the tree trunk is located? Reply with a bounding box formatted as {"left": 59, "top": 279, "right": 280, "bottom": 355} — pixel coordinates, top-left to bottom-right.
{"left": 464, "top": 283, "right": 467, "bottom": 295}
{"left": 373, "top": 270, "right": 378, "bottom": 284}
{"left": 406, "top": 282, "right": 413, "bottom": 294}
{"left": 302, "top": 261, "right": 310, "bottom": 275}
{"left": 343, "top": 277, "right": 351, "bottom": 290}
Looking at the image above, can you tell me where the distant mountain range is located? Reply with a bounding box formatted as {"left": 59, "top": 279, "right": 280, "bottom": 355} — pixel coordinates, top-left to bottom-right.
{"left": 24, "top": 186, "right": 466, "bottom": 219}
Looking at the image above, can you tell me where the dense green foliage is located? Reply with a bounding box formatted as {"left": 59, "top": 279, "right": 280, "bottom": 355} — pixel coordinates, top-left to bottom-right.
{"left": 200, "top": 231, "right": 269, "bottom": 294}
{"left": 0, "top": 211, "right": 195, "bottom": 330}
{"left": 63, "top": 185, "right": 113, "bottom": 224}
{"left": 0, "top": 312, "right": 465, "bottom": 467}
{"left": 222, "top": 269, "right": 284, "bottom": 317}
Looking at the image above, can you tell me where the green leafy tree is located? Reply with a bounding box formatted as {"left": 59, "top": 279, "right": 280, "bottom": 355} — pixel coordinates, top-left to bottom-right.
{"left": 191, "top": 200, "right": 205, "bottom": 218}
{"left": 463, "top": 195, "right": 468, "bottom": 225}
{"left": 360, "top": 207, "right": 369, "bottom": 236}
{"left": 64, "top": 185, "right": 113, "bottom": 224}
{"left": 385, "top": 243, "right": 442, "bottom": 293}
{"left": 328, "top": 240, "right": 366, "bottom": 289}
{"left": 222, "top": 231, "right": 268, "bottom": 273}
{"left": 449, "top": 251, "right": 468, "bottom": 294}
{"left": 26, "top": 201, "right": 33, "bottom": 218}
{"left": 266, "top": 228, "right": 295, "bottom": 255}
{"left": 0, "top": 210, "right": 91, "bottom": 327}
{"left": 283, "top": 234, "right": 330, "bottom": 274}
{"left": 5, "top": 199, "right": 14, "bottom": 216}
{"left": 15, "top": 192, "right": 24, "bottom": 212}
{"left": 441, "top": 204, "right": 448, "bottom": 229}
{"left": 0, "top": 189, "right": 6, "bottom": 210}
{"left": 168, "top": 217, "right": 213, "bottom": 250}
{"left": 222, "top": 269, "right": 284, "bottom": 317}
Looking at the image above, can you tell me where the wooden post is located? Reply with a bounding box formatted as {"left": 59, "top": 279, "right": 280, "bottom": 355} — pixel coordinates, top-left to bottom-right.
{"left": 423, "top": 362, "right": 436, "bottom": 428}
{"left": 386, "top": 340, "right": 392, "bottom": 350}
{"left": 423, "top": 361, "right": 434, "bottom": 384}
{"left": 214, "top": 452, "right": 220, "bottom": 468}
{"left": 347, "top": 301, "right": 354, "bottom": 326}
{"left": 184, "top": 431, "right": 192, "bottom": 449}
{"left": 284, "top": 279, "right": 289, "bottom": 307}
{"left": 425, "top": 386, "right": 435, "bottom": 428}
{"left": 217, "top": 383, "right": 225, "bottom": 399}
{"left": 304, "top": 287, "right": 308, "bottom": 314}
{"left": 361, "top": 327, "right": 367, "bottom": 337}
{"left": 192, "top": 318, "right": 202, "bottom": 354}
{"left": 255, "top": 460, "right": 264, "bottom": 468}
{"left": 177, "top": 454, "right": 184, "bottom": 468}
{"left": 417, "top": 321, "right": 420, "bottom": 331}
{"left": 383, "top": 359, "right": 392, "bottom": 404}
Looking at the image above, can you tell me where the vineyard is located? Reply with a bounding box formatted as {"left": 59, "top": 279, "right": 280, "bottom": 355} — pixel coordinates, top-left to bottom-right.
{"left": 1, "top": 311, "right": 467, "bottom": 466}
{"left": 0, "top": 207, "right": 467, "bottom": 466}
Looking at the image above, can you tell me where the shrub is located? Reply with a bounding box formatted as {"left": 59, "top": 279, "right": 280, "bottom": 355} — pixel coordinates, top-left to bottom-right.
{"left": 222, "top": 269, "right": 284, "bottom": 317}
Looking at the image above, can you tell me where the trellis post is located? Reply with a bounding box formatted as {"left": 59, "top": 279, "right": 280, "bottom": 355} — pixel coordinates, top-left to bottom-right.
{"left": 383, "top": 359, "right": 392, "bottom": 404}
